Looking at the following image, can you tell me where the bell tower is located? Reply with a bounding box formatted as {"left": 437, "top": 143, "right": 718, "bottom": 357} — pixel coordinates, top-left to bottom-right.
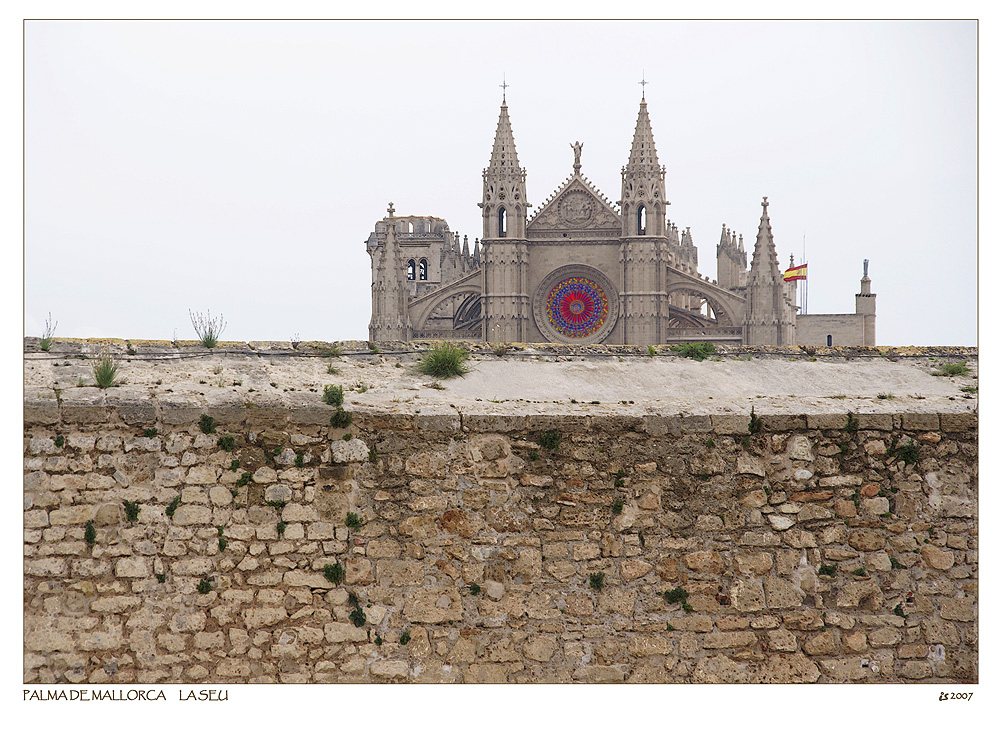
{"left": 481, "top": 91, "right": 530, "bottom": 342}
{"left": 619, "top": 93, "right": 669, "bottom": 344}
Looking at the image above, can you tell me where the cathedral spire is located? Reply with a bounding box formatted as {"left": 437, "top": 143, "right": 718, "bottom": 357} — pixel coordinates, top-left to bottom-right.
{"left": 620, "top": 97, "right": 666, "bottom": 237}
{"left": 481, "top": 99, "right": 528, "bottom": 240}
{"left": 626, "top": 97, "right": 661, "bottom": 173}
{"left": 488, "top": 101, "right": 521, "bottom": 174}
{"left": 745, "top": 197, "right": 794, "bottom": 346}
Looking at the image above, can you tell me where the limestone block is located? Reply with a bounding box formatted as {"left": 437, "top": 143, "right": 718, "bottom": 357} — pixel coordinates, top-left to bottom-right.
{"left": 378, "top": 560, "right": 425, "bottom": 586}
{"left": 836, "top": 580, "right": 884, "bottom": 609}
{"left": 619, "top": 558, "right": 653, "bottom": 582}
{"left": 802, "top": 630, "right": 837, "bottom": 655}
{"left": 671, "top": 615, "right": 713, "bottom": 632}
{"left": 115, "top": 557, "right": 149, "bottom": 578}
{"left": 868, "top": 627, "right": 902, "bottom": 647}
{"left": 737, "top": 455, "right": 766, "bottom": 476}
{"left": 572, "top": 665, "right": 626, "bottom": 683}
{"left": 172, "top": 505, "right": 212, "bottom": 526}
{"left": 243, "top": 607, "right": 288, "bottom": 629}
{"left": 764, "top": 576, "right": 803, "bottom": 608}
{"left": 768, "top": 628, "right": 798, "bottom": 652}
{"left": 692, "top": 654, "right": 750, "bottom": 683}
{"left": 848, "top": 529, "right": 885, "bottom": 552}
{"left": 523, "top": 634, "right": 558, "bottom": 662}
{"left": 786, "top": 436, "right": 814, "bottom": 461}
{"left": 371, "top": 659, "right": 409, "bottom": 679}
{"left": 734, "top": 553, "right": 773, "bottom": 575}
{"left": 403, "top": 587, "right": 463, "bottom": 624}
{"left": 702, "top": 631, "right": 755, "bottom": 649}
{"left": 683, "top": 551, "right": 724, "bottom": 573}
{"left": 754, "top": 653, "right": 821, "bottom": 683}
{"left": 819, "top": 657, "right": 868, "bottom": 681}
{"left": 920, "top": 545, "right": 955, "bottom": 570}
{"left": 939, "top": 597, "right": 976, "bottom": 622}
{"left": 596, "top": 588, "right": 637, "bottom": 616}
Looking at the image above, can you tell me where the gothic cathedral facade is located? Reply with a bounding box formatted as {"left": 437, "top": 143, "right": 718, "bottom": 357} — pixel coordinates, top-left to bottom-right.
{"left": 368, "top": 96, "right": 875, "bottom": 347}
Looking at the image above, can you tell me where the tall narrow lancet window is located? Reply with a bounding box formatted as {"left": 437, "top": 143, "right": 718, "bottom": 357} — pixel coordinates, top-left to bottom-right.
{"left": 637, "top": 205, "right": 646, "bottom": 235}
{"left": 406, "top": 259, "right": 416, "bottom": 281}
{"left": 827, "top": 335, "right": 833, "bottom": 347}
{"left": 498, "top": 207, "right": 507, "bottom": 238}
{"left": 418, "top": 258, "right": 428, "bottom": 281}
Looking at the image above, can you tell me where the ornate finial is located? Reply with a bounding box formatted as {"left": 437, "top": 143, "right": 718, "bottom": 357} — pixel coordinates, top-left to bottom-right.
{"left": 639, "top": 72, "right": 649, "bottom": 99}
{"left": 863, "top": 259, "right": 869, "bottom": 277}
{"left": 500, "top": 74, "right": 509, "bottom": 102}
{"left": 762, "top": 196, "right": 769, "bottom": 209}
{"left": 571, "top": 141, "right": 583, "bottom": 174}
{"left": 790, "top": 253, "right": 795, "bottom": 267}
{"left": 387, "top": 202, "right": 395, "bottom": 218}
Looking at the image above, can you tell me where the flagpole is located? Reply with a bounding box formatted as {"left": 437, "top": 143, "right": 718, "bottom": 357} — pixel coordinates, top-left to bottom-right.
{"left": 802, "top": 232, "right": 807, "bottom": 315}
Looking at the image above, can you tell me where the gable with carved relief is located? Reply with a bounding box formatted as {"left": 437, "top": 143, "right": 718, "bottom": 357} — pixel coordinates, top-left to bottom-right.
{"left": 527, "top": 180, "right": 621, "bottom": 235}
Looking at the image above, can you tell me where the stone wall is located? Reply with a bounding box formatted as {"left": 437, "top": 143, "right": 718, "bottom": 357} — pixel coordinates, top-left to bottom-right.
{"left": 23, "top": 395, "right": 977, "bottom": 684}
{"left": 795, "top": 313, "right": 867, "bottom": 348}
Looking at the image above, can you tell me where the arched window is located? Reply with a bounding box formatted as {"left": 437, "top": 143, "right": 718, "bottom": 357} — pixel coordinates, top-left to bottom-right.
{"left": 637, "top": 205, "right": 646, "bottom": 235}
{"left": 826, "top": 334, "right": 833, "bottom": 347}
{"left": 498, "top": 207, "right": 507, "bottom": 238}
{"left": 406, "top": 259, "right": 415, "bottom": 281}
{"left": 418, "top": 258, "right": 428, "bottom": 280}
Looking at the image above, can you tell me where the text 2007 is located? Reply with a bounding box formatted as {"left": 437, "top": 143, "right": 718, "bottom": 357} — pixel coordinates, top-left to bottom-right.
{"left": 938, "top": 692, "right": 973, "bottom": 701}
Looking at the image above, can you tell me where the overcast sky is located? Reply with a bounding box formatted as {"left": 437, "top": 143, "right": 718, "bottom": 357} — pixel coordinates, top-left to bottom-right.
{"left": 24, "top": 19, "right": 978, "bottom": 346}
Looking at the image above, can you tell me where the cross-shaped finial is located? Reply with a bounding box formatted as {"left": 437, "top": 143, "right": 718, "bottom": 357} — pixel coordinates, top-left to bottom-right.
{"left": 639, "top": 72, "right": 649, "bottom": 98}
{"left": 762, "top": 196, "right": 768, "bottom": 209}
{"left": 387, "top": 201, "right": 395, "bottom": 217}
{"left": 500, "top": 74, "right": 509, "bottom": 102}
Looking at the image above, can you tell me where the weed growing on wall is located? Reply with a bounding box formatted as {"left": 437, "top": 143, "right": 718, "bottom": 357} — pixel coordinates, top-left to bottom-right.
{"left": 538, "top": 430, "right": 561, "bottom": 450}
{"left": 330, "top": 409, "right": 352, "bottom": 428}
{"left": 469, "top": 583, "right": 481, "bottom": 596}
{"left": 294, "top": 451, "right": 305, "bottom": 468}
{"left": 122, "top": 500, "right": 140, "bottom": 522}
{"left": 155, "top": 573, "right": 166, "bottom": 583}
{"left": 277, "top": 522, "right": 286, "bottom": 536}
{"left": 611, "top": 497, "right": 624, "bottom": 515}
{"left": 896, "top": 441, "right": 920, "bottom": 466}
{"left": 819, "top": 564, "right": 836, "bottom": 577}
{"left": 189, "top": 309, "right": 227, "bottom": 348}
{"left": 165, "top": 496, "right": 180, "bottom": 517}
{"left": 589, "top": 572, "right": 605, "bottom": 591}
{"left": 934, "top": 361, "right": 970, "bottom": 377}
{"left": 92, "top": 346, "right": 119, "bottom": 389}
{"left": 664, "top": 587, "right": 688, "bottom": 604}
{"left": 845, "top": 413, "right": 859, "bottom": 434}
{"left": 236, "top": 472, "right": 252, "bottom": 487}
{"left": 84, "top": 520, "right": 96, "bottom": 545}
{"left": 417, "top": 343, "right": 469, "bottom": 378}
{"left": 345, "top": 512, "right": 363, "bottom": 530}
{"left": 323, "top": 563, "right": 345, "bottom": 585}
{"left": 399, "top": 630, "right": 411, "bottom": 645}
{"left": 748, "top": 407, "right": 763, "bottom": 434}
{"left": 669, "top": 342, "right": 716, "bottom": 361}
{"left": 39, "top": 312, "right": 57, "bottom": 351}
{"left": 54, "top": 435, "right": 64, "bottom": 448}
{"left": 143, "top": 428, "right": 158, "bottom": 438}
{"left": 197, "top": 577, "right": 213, "bottom": 594}
{"left": 217, "top": 435, "right": 235, "bottom": 452}
{"left": 199, "top": 415, "right": 216, "bottom": 434}
{"left": 322, "top": 385, "right": 344, "bottom": 407}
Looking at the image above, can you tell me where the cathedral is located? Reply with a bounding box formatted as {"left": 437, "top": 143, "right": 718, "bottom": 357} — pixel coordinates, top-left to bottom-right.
{"left": 367, "top": 93, "right": 875, "bottom": 347}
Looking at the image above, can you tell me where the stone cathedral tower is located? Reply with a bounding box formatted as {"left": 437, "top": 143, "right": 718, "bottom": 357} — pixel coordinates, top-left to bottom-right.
{"left": 620, "top": 95, "right": 669, "bottom": 344}
{"left": 744, "top": 198, "right": 796, "bottom": 346}
{"left": 481, "top": 100, "right": 530, "bottom": 343}
{"left": 367, "top": 86, "right": 875, "bottom": 348}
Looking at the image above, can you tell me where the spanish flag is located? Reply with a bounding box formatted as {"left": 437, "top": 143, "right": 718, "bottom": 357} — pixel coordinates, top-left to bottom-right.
{"left": 783, "top": 263, "right": 807, "bottom": 281}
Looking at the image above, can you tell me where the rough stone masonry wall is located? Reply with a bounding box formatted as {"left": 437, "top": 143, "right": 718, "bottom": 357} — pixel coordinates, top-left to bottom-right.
{"left": 24, "top": 404, "right": 978, "bottom": 684}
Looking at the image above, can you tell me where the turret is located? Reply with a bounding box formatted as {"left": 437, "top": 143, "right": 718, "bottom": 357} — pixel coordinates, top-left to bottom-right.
{"left": 368, "top": 202, "right": 410, "bottom": 341}
{"left": 620, "top": 96, "right": 667, "bottom": 237}
{"left": 744, "top": 197, "right": 795, "bottom": 346}
{"left": 480, "top": 100, "right": 528, "bottom": 239}
{"left": 855, "top": 259, "right": 876, "bottom": 345}
{"left": 481, "top": 96, "right": 530, "bottom": 342}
